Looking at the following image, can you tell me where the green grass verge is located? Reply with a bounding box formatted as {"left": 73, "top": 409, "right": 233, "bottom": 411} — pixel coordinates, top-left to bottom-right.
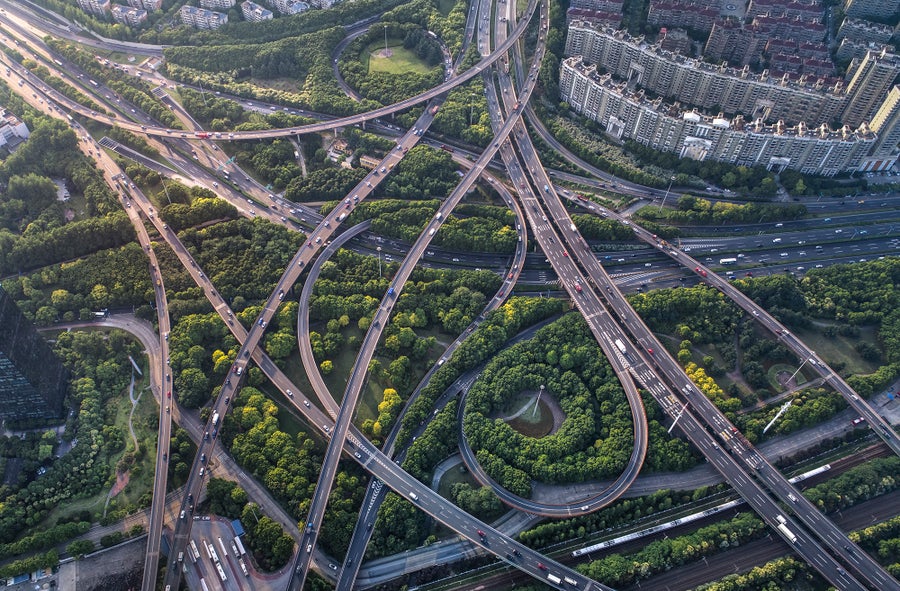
{"left": 364, "top": 42, "right": 432, "bottom": 75}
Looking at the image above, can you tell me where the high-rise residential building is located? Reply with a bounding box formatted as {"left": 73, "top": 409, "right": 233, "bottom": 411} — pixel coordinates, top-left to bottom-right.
{"left": 76, "top": 0, "right": 110, "bottom": 16}
{"left": 566, "top": 22, "right": 847, "bottom": 126}
{"left": 179, "top": 5, "right": 228, "bottom": 29}
{"left": 747, "top": 0, "right": 822, "bottom": 20}
{"left": 842, "top": 49, "right": 900, "bottom": 127}
{"left": 862, "top": 85, "right": 900, "bottom": 170}
{"left": 241, "top": 0, "right": 273, "bottom": 21}
{"left": 842, "top": 0, "right": 900, "bottom": 21}
{"left": 200, "top": 0, "right": 236, "bottom": 9}
{"left": 110, "top": 4, "right": 148, "bottom": 26}
{"left": 0, "top": 287, "right": 68, "bottom": 423}
{"left": 837, "top": 17, "right": 894, "bottom": 45}
{"left": 647, "top": 0, "right": 719, "bottom": 34}
{"left": 559, "top": 56, "right": 876, "bottom": 176}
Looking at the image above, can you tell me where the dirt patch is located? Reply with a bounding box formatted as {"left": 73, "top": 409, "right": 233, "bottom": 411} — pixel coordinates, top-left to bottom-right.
{"left": 108, "top": 470, "right": 130, "bottom": 498}
{"left": 776, "top": 370, "right": 796, "bottom": 389}
{"left": 374, "top": 48, "right": 393, "bottom": 58}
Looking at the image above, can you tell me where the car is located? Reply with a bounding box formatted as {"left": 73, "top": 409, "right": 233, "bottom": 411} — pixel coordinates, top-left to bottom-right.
{"left": 562, "top": 251, "right": 568, "bottom": 257}
{"left": 303, "top": 399, "right": 310, "bottom": 407}
{"left": 835, "top": 229, "right": 843, "bottom": 233}
{"left": 537, "top": 563, "right": 548, "bottom": 571}
{"left": 307, "top": 544, "right": 312, "bottom": 553}
{"left": 329, "top": 563, "right": 338, "bottom": 571}
{"left": 477, "top": 530, "right": 486, "bottom": 537}
{"left": 287, "top": 389, "right": 293, "bottom": 397}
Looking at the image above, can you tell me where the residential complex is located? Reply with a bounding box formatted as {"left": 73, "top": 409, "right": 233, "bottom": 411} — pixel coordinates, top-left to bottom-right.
{"left": 0, "top": 287, "right": 68, "bottom": 422}
{"left": 560, "top": 56, "right": 878, "bottom": 176}
{"left": 241, "top": 0, "right": 273, "bottom": 21}
{"left": 562, "top": 22, "right": 900, "bottom": 173}
{"left": 179, "top": 5, "right": 228, "bottom": 29}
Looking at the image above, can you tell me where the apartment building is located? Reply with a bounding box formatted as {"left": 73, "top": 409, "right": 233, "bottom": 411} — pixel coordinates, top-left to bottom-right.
{"left": 200, "top": 0, "right": 236, "bottom": 9}
{"left": 566, "top": 22, "right": 847, "bottom": 126}
{"left": 241, "top": 0, "right": 273, "bottom": 20}
{"left": 179, "top": 5, "right": 228, "bottom": 29}
{"left": 268, "top": 0, "right": 309, "bottom": 15}
{"left": 76, "top": 0, "right": 110, "bottom": 17}
{"left": 842, "top": 49, "right": 900, "bottom": 127}
{"left": 836, "top": 38, "right": 891, "bottom": 62}
{"left": 125, "top": 0, "right": 161, "bottom": 10}
{"left": 110, "top": 4, "right": 148, "bottom": 26}
{"left": 705, "top": 19, "right": 767, "bottom": 67}
{"left": 861, "top": 85, "right": 900, "bottom": 170}
{"left": 0, "top": 109, "right": 30, "bottom": 150}
{"left": 842, "top": 0, "right": 900, "bottom": 21}
{"left": 646, "top": 0, "right": 718, "bottom": 33}
{"left": 837, "top": 18, "right": 894, "bottom": 45}
{"left": 560, "top": 57, "right": 876, "bottom": 176}
{"left": 746, "top": 0, "right": 822, "bottom": 20}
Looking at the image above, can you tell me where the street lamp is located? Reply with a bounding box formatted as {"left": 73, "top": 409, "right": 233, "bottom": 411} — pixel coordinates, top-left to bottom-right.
{"left": 659, "top": 175, "right": 675, "bottom": 213}
{"left": 377, "top": 246, "right": 382, "bottom": 277}
{"left": 532, "top": 384, "right": 544, "bottom": 418}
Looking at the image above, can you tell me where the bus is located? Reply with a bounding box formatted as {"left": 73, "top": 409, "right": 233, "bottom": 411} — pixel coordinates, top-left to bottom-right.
{"left": 88, "top": 79, "right": 98, "bottom": 87}
{"left": 203, "top": 539, "right": 213, "bottom": 560}
{"left": 719, "top": 257, "right": 737, "bottom": 265}
{"left": 218, "top": 537, "right": 229, "bottom": 559}
{"left": 239, "top": 559, "right": 249, "bottom": 576}
{"left": 200, "top": 579, "right": 209, "bottom": 591}
{"left": 216, "top": 562, "right": 228, "bottom": 582}
{"left": 234, "top": 536, "right": 247, "bottom": 556}
{"left": 190, "top": 540, "right": 200, "bottom": 561}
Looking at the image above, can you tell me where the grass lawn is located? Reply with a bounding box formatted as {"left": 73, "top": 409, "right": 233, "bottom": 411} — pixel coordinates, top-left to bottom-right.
{"left": 437, "top": 463, "right": 478, "bottom": 499}
{"left": 507, "top": 399, "right": 554, "bottom": 438}
{"left": 436, "top": 0, "right": 457, "bottom": 15}
{"left": 363, "top": 41, "right": 432, "bottom": 76}
{"left": 794, "top": 323, "right": 880, "bottom": 377}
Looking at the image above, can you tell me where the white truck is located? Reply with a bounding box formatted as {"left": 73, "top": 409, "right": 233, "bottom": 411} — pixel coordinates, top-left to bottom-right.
{"left": 547, "top": 573, "right": 562, "bottom": 585}
{"left": 212, "top": 411, "right": 220, "bottom": 426}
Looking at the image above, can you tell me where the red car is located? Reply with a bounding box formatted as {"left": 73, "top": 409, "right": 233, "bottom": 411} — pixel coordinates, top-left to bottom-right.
{"left": 167, "top": 391, "right": 172, "bottom": 398}
{"left": 537, "top": 563, "right": 548, "bottom": 571}
{"left": 477, "top": 530, "right": 486, "bottom": 537}
{"left": 562, "top": 251, "right": 568, "bottom": 257}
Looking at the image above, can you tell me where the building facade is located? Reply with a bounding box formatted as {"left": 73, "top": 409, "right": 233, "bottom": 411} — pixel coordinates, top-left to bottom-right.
{"left": 560, "top": 57, "right": 877, "bottom": 176}
{"left": 0, "top": 109, "right": 30, "bottom": 150}
{"left": 241, "top": 1, "right": 273, "bottom": 21}
{"left": 199, "top": 0, "right": 236, "bottom": 9}
{"left": 861, "top": 85, "right": 900, "bottom": 170}
{"left": 179, "top": 5, "right": 228, "bottom": 29}
{"left": 268, "top": 0, "right": 309, "bottom": 15}
{"left": 76, "top": 0, "right": 110, "bottom": 17}
{"left": 110, "top": 4, "right": 148, "bottom": 26}
{"left": 841, "top": 49, "right": 900, "bottom": 127}
{"left": 842, "top": 0, "right": 900, "bottom": 21}
{"left": 0, "top": 287, "right": 68, "bottom": 422}
{"left": 566, "top": 22, "right": 847, "bottom": 126}
{"left": 124, "top": 0, "right": 161, "bottom": 11}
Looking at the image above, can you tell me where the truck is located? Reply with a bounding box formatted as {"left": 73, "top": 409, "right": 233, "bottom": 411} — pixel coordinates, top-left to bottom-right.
{"left": 564, "top": 576, "right": 579, "bottom": 586}
{"left": 776, "top": 522, "right": 798, "bottom": 543}
{"left": 212, "top": 411, "right": 220, "bottom": 426}
{"left": 719, "top": 257, "right": 737, "bottom": 265}
{"left": 439, "top": 144, "right": 454, "bottom": 153}
{"left": 570, "top": 223, "right": 577, "bottom": 233}
{"left": 615, "top": 339, "right": 627, "bottom": 355}
{"left": 88, "top": 79, "right": 98, "bottom": 87}
{"left": 547, "top": 573, "right": 562, "bottom": 585}
{"left": 195, "top": 132, "right": 210, "bottom": 139}
{"left": 430, "top": 105, "right": 440, "bottom": 115}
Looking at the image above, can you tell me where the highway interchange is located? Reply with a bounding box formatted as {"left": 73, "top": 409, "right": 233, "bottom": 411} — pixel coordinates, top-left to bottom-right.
{"left": 1, "top": 0, "right": 900, "bottom": 590}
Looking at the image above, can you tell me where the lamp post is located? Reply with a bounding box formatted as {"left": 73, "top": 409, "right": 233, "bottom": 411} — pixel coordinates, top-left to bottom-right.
{"left": 377, "top": 246, "right": 382, "bottom": 277}
{"left": 533, "top": 384, "right": 544, "bottom": 418}
{"left": 659, "top": 175, "right": 675, "bottom": 213}
{"left": 384, "top": 25, "right": 388, "bottom": 55}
